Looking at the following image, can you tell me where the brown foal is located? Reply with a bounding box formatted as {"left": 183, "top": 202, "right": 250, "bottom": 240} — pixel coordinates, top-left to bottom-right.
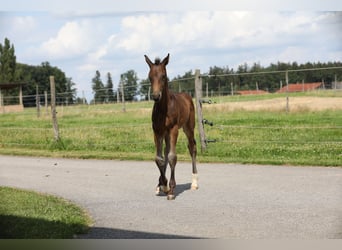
{"left": 144, "top": 53, "right": 198, "bottom": 200}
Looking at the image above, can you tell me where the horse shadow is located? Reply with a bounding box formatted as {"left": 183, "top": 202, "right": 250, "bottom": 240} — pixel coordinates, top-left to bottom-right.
{"left": 175, "top": 182, "right": 192, "bottom": 197}
{"left": 157, "top": 182, "right": 192, "bottom": 199}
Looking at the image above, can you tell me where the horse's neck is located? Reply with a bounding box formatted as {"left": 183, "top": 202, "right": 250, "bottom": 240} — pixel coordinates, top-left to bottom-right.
{"left": 153, "top": 87, "right": 170, "bottom": 118}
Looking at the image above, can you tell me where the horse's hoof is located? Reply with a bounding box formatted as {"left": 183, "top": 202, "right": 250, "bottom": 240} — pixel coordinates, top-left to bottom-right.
{"left": 156, "top": 185, "right": 169, "bottom": 195}
{"left": 191, "top": 184, "right": 198, "bottom": 190}
{"left": 167, "top": 194, "right": 175, "bottom": 200}
{"left": 161, "top": 185, "right": 170, "bottom": 194}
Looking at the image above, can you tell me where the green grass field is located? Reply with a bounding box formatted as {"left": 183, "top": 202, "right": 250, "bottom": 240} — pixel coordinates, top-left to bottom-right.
{"left": 0, "top": 91, "right": 341, "bottom": 166}
{"left": 0, "top": 186, "right": 91, "bottom": 238}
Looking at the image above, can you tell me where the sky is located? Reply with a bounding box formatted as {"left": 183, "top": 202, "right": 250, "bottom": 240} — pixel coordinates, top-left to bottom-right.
{"left": 1, "top": 1, "right": 342, "bottom": 101}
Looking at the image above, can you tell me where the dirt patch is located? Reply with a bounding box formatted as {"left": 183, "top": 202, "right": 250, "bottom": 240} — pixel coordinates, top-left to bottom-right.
{"left": 1, "top": 105, "right": 24, "bottom": 113}
{"left": 205, "top": 97, "right": 342, "bottom": 112}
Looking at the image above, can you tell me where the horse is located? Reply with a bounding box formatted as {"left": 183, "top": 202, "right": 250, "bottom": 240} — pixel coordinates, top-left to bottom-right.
{"left": 144, "top": 53, "right": 198, "bottom": 200}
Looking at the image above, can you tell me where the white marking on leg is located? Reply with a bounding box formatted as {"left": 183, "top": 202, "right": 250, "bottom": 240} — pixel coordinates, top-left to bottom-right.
{"left": 167, "top": 194, "right": 175, "bottom": 200}
{"left": 155, "top": 186, "right": 161, "bottom": 195}
{"left": 191, "top": 173, "right": 199, "bottom": 190}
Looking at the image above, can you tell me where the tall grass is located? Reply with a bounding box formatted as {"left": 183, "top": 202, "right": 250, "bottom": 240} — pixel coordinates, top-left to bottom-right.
{"left": 0, "top": 92, "right": 341, "bottom": 166}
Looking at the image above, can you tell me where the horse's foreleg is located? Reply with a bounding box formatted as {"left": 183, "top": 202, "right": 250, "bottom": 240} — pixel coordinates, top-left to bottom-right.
{"left": 167, "top": 127, "right": 178, "bottom": 200}
{"left": 155, "top": 135, "right": 169, "bottom": 195}
{"left": 162, "top": 134, "right": 170, "bottom": 193}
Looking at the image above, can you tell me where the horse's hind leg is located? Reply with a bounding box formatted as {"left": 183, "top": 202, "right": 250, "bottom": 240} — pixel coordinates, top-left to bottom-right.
{"left": 189, "top": 138, "right": 198, "bottom": 190}
{"left": 184, "top": 125, "right": 198, "bottom": 190}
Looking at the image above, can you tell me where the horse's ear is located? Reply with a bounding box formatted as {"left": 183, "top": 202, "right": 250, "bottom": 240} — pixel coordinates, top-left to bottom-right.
{"left": 144, "top": 55, "right": 153, "bottom": 68}
{"left": 162, "top": 53, "right": 169, "bottom": 66}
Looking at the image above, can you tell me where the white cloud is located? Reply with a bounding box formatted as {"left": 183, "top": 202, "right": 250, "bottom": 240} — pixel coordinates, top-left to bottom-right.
{"left": 93, "top": 11, "right": 341, "bottom": 80}
{"left": 115, "top": 13, "right": 168, "bottom": 52}
{"left": 40, "top": 20, "right": 98, "bottom": 60}
{"left": 108, "top": 11, "right": 334, "bottom": 55}
{"left": 1, "top": 10, "right": 341, "bottom": 101}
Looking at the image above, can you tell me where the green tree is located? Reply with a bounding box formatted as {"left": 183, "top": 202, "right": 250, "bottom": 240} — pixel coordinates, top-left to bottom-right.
{"left": 106, "top": 72, "right": 115, "bottom": 103}
{"left": 171, "top": 70, "right": 194, "bottom": 95}
{"left": 15, "top": 62, "right": 71, "bottom": 106}
{"left": 120, "top": 70, "right": 138, "bottom": 101}
{"left": 36, "top": 62, "right": 69, "bottom": 105}
{"left": 0, "top": 38, "right": 17, "bottom": 104}
{"left": 139, "top": 78, "right": 151, "bottom": 100}
{"left": 65, "top": 77, "right": 77, "bottom": 104}
{"left": 0, "top": 38, "right": 16, "bottom": 83}
{"left": 0, "top": 38, "right": 75, "bottom": 106}
{"left": 207, "top": 66, "right": 233, "bottom": 95}
{"left": 92, "top": 70, "right": 105, "bottom": 104}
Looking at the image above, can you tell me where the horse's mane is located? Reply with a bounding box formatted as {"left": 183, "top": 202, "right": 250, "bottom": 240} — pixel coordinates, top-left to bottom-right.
{"left": 154, "top": 58, "right": 161, "bottom": 65}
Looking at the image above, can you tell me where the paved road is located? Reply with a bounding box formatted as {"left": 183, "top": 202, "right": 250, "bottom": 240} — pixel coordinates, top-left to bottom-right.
{"left": 1, "top": 155, "right": 341, "bottom": 239}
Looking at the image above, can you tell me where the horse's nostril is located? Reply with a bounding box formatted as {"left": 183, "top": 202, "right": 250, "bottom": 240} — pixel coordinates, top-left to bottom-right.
{"left": 152, "top": 92, "right": 161, "bottom": 102}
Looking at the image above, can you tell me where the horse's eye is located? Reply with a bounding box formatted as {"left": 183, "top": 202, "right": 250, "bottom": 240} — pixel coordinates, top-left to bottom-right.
{"left": 162, "top": 75, "right": 167, "bottom": 81}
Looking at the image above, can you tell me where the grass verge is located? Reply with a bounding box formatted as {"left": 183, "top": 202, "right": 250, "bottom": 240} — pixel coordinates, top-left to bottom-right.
{"left": 0, "top": 186, "right": 92, "bottom": 239}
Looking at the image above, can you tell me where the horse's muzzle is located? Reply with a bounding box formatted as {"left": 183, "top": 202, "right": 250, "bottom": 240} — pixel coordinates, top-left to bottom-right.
{"left": 152, "top": 92, "right": 162, "bottom": 102}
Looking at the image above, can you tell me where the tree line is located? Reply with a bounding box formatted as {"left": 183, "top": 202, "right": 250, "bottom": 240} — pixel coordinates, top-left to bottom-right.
{"left": 91, "top": 69, "right": 139, "bottom": 103}
{"left": 0, "top": 38, "right": 76, "bottom": 106}
{"left": 170, "top": 62, "right": 342, "bottom": 95}
{"left": 1, "top": 37, "right": 341, "bottom": 107}
{"left": 94, "top": 61, "right": 342, "bottom": 103}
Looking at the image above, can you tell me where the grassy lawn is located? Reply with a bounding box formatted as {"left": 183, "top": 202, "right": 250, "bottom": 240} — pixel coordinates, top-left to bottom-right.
{"left": 0, "top": 186, "right": 92, "bottom": 239}
{"left": 0, "top": 91, "right": 341, "bottom": 166}
{"left": 202, "top": 110, "right": 341, "bottom": 165}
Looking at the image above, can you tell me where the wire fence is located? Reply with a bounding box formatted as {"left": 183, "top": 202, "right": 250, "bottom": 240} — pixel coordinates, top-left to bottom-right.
{"left": 0, "top": 97, "right": 341, "bottom": 166}
{"left": 1, "top": 82, "right": 341, "bottom": 110}
{"left": 1, "top": 65, "right": 342, "bottom": 107}
{"left": 0, "top": 67, "right": 342, "bottom": 165}
{"left": 2, "top": 122, "right": 340, "bottom": 149}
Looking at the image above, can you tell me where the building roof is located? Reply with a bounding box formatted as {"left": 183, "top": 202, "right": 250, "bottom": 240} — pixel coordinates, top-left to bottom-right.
{"left": 237, "top": 90, "right": 269, "bottom": 95}
{"left": 277, "top": 82, "right": 322, "bottom": 93}
{"left": 0, "top": 83, "right": 26, "bottom": 90}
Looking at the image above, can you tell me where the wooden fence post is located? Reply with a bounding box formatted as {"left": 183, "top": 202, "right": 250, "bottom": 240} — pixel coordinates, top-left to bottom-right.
{"left": 50, "top": 76, "right": 60, "bottom": 142}
{"left": 285, "top": 70, "right": 289, "bottom": 113}
{"left": 194, "top": 69, "right": 206, "bottom": 152}
{"left": 19, "top": 85, "right": 23, "bottom": 105}
{"left": 44, "top": 90, "right": 48, "bottom": 115}
{"left": 36, "top": 85, "right": 40, "bottom": 118}
{"left": 82, "top": 91, "right": 86, "bottom": 105}
{"left": 120, "top": 81, "right": 126, "bottom": 112}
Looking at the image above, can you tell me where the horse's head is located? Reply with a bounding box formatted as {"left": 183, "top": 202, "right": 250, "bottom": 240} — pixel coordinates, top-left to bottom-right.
{"left": 144, "top": 53, "right": 169, "bottom": 102}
